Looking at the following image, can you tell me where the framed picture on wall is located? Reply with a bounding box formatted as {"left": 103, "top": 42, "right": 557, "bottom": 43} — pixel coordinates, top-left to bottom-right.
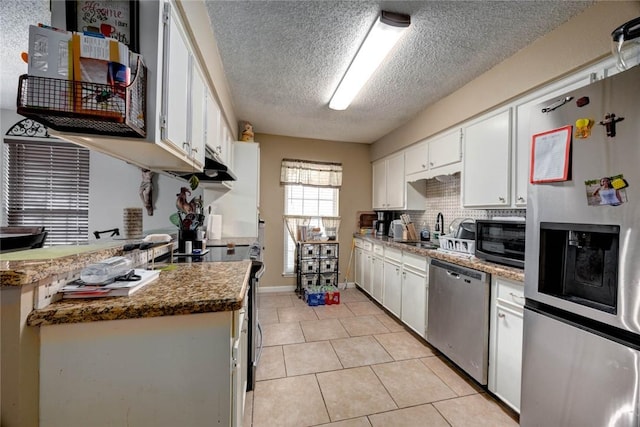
{"left": 65, "top": 0, "right": 139, "bottom": 53}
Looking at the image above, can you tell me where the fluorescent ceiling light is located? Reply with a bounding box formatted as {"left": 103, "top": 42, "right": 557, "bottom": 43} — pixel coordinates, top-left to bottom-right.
{"left": 329, "top": 11, "right": 410, "bottom": 111}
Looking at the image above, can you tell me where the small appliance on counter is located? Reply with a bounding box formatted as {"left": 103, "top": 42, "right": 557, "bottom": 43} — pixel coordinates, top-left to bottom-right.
{"left": 373, "top": 211, "right": 392, "bottom": 237}
{"left": 475, "top": 219, "right": 525, "bottom": 268}
{"left": 390, "top": 219, "right": 405, "bottom": 240}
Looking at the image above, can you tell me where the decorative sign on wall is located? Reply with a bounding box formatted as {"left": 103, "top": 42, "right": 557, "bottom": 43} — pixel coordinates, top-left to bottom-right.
{"left": 65, "top": 0, "right": 139, "bottom": 52}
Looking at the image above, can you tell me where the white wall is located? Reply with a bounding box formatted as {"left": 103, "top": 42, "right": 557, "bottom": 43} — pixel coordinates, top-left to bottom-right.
{"left": 88, "top": 151, "right": 201, "bottom": 238}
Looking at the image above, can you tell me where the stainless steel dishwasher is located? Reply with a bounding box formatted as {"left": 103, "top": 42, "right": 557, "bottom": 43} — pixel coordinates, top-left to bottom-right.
{"left": 427, "top": 258, "right": 490, "bottom": 384}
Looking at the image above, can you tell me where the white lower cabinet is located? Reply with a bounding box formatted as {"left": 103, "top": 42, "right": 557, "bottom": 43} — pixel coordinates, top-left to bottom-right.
{"left": 401, "top": 253, "right": 428, "bottom": 338}
{"left": 488, "top": 277, "right": 524, "bottom": 413}
{"left": 355, "top": 239, "right": 373, "bottom": 296}
{"left": 383, "top": 248, "right": 402, "bottom": 318}
{"left": 371, "top": 251, "right": 384, "bottom": 303}
{"left": 39, "top": 310, "right": 245, "bottom": 427}
{"left": 354, "top": 247, "right": 363, "bottom": 287}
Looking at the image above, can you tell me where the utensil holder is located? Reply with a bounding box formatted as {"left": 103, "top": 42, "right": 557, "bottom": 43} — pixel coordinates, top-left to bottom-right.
{"left": 178, "top": 229, "right": 200, "bottom": 253}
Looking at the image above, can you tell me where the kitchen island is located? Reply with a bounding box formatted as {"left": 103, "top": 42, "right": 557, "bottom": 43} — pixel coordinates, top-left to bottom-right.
{"left": 29, "top": 261, "right": 251, "bottom": 427}
{"left": 1, "top": 241, "right": 251, "bottom": 427}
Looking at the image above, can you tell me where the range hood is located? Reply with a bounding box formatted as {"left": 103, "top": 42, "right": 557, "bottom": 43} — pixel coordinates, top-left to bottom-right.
{"left": 171, "top": 147, "right": 237, "bottom": 182}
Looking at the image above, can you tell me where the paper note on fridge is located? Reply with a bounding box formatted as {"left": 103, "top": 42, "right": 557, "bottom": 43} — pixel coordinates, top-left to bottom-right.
{"left": 530, "top": 125, "right": 572, "bottom": 183}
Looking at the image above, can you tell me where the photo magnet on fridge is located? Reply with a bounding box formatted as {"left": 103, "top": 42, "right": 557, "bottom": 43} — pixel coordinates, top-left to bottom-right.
{"left": 585, "top": 174, "right": 629, "bottom": 207}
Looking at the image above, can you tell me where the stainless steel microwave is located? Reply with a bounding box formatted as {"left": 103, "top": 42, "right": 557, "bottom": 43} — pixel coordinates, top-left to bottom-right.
{"left": 475, "top": 220, "right": 525, "bottom": 269}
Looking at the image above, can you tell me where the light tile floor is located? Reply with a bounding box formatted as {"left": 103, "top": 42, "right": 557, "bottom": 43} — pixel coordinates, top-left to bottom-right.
{"left": 244, "top": 288, "right": 519, "bottom": 427}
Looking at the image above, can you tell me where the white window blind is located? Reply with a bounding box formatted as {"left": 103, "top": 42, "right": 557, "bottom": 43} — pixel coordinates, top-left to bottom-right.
{"left": 283, "top": 184, "right": 339, "bottom": 274}
{"left": 4, "top": 140, "right": 90, "bottom": 245}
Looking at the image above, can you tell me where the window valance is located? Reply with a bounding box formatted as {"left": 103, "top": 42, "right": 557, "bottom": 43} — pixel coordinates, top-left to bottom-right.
{"left": 280, "top": 159, "right": 342, "bottom": 188}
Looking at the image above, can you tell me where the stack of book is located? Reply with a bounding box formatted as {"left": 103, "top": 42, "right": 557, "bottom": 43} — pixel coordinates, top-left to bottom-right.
{"left": 60, "top": 269, "right": 160, "bottom": 299}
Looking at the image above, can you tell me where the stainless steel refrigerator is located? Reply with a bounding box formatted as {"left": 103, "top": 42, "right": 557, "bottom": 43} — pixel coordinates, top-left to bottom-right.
{"left": 521, "top": 65, "right": 640, "bottom": 426}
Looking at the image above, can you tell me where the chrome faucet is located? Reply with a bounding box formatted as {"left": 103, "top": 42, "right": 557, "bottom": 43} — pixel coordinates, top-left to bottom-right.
{"left": 435, "top": 213, "right": 444, "bottom": 236}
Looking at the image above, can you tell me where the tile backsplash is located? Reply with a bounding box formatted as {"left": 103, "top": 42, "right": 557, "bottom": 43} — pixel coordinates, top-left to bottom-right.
{"left": 404, "top": 173, "right": 525, "bottom": 233}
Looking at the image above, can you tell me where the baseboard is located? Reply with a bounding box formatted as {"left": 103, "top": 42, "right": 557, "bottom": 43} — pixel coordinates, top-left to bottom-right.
{"left": 258, "top": 285, "right": 296, "bottom": 294}
{"left": 257, "top": 282, "right": 356, "bottom": 293}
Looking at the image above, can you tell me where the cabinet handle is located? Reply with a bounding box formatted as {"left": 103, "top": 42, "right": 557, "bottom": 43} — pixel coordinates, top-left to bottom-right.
{"left": 498, "top": 313, "right": 506, "bottom": 318}
{"left": 509, "top": 292, "right": 525, "bottom": 300}
{"left": 422, "top": 164, "right": 426, "bottom": 169}
{"left": 429, "top": 162, "right": 434, "bottom": 167}
{"left": 517, "top": 196, "right": 525, "bottom": 202}
{"left": 498, "top": 197, "right": 505, "bottom": 202}
{"left": 191, "top": 147, "right": 198, "bottom": 153}
{"left": 182, "top": 142, "right": 190, "bottom": 151}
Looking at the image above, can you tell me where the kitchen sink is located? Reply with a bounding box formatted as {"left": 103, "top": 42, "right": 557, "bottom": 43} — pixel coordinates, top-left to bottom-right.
{"left": 397, "top": 241, "right": 439, "bottom": 250}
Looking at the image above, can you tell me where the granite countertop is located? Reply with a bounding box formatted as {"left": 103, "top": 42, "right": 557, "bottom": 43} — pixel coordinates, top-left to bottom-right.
{"left": 27, "top": 261, "right": 252, "bottom": 326}
{"left": 354, "top": 234, "right": 525, "bottom": 283}
{"left": 0, "top": 241, "right": 176, "bottom": 287}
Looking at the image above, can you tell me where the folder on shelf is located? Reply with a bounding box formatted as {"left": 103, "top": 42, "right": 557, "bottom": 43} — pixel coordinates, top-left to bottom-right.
{"left": 71, "top": 32, "right": 130, "bottom": 117}
{"left": 26, "top": 25, "right": 73, "bottom": 110}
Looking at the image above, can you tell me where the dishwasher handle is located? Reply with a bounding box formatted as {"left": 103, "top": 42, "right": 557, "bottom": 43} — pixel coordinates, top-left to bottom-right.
{"left": 446, "top": 270, "right": 461, "bottom": 279}
{"left": 430, "top": 258, "right": 487, "bottom": 282}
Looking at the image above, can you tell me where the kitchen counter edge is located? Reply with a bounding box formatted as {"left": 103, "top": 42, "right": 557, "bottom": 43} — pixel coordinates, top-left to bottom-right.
{"left": 26, "top": 261, "right": 252, "bottom": 327}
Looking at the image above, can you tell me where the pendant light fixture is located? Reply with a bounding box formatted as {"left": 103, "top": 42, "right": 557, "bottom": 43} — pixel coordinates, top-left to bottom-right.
{"left": 329, "top": 11, "right": 411, "bottom": 111}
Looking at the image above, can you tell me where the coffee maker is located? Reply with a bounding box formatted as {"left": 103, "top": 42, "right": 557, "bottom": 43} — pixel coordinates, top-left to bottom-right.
{"left": 374, "top": 211, "right": 392, "bottom": 236}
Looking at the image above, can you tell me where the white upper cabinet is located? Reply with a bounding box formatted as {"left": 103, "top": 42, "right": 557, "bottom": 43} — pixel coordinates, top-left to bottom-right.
{"left": 386, "top": 154, "right": 405, "bottom": 209}
{"left": 161, "top": 2, "right": 190, "bottom": 154}
{"left": 404, "top": 142, "right": 428, "bottom": 176}
{"left": 373, "top": 155, "right": 404, "bottom": 210}
{"left": 189, "top": 61, "right": 206, "bottom": 168}
{"left": 205, "top": 90, "right": 222, "bottom": 156}
{"left": 372, "top": 160, "right": 386, "bottom": 209}
{"left": 405, "top": 129, "right": 462, "bottom": 182}
{"left": 162, "top": 2, "right": 207, "bottom": 168}
{"left": 462, "top": 109, "right": 512, "bottom": 208}
{"left": 373, "top": 153, "right": 425, "bottom": 210}
{"left": 429, "top": 129, "right": 462, "bottom": 171}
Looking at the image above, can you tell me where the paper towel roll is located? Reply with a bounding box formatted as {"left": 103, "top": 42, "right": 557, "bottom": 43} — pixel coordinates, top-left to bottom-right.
{"left": 207, "top": 214, "right": 222, "bottom": 240}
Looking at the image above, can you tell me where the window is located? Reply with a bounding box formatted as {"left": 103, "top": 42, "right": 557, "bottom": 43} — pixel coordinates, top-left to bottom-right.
{"left": 4, "top": 136, "right": 90, "bottom": 245}
{"left": 283, "top": 185, "right": 339, "bottom": 274}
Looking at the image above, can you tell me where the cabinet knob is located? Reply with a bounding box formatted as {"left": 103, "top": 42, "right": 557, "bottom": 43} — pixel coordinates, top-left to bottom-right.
{"left": 429, "top": 162, "right": 434, "bottom": 167}
{"left": 517, "top": 196, "right": 525, "bottom": 202}
{"left": 422, "top": 164, "right": 426, "bottom": 169}
{"left": 498, "top": 313, "right": 506, "bottom": 318}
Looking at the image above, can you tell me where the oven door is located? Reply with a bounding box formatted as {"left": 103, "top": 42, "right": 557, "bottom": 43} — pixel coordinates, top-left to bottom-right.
{"left": 232, "top": 303, "right": 248, "bottom": 427}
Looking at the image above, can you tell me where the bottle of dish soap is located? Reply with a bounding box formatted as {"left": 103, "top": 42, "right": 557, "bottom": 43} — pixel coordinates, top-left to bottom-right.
{"left": 420, "top": 221, "right": 430, "bottom": 241}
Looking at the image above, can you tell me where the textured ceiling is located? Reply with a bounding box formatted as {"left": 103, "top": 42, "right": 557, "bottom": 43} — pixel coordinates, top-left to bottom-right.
{"left": 0, "top": 0, "right": 50, "bottom": 113}
{"left": 0, "top": 1, "right": 595, "bottom": 144}
{"left": 205, "top": 0, "right": 595, "bottom": 143}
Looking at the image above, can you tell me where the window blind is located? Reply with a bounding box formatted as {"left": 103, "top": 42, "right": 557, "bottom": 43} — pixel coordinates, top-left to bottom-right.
{"left": 4, "top": 140, "right": 90, "bottom": 245}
